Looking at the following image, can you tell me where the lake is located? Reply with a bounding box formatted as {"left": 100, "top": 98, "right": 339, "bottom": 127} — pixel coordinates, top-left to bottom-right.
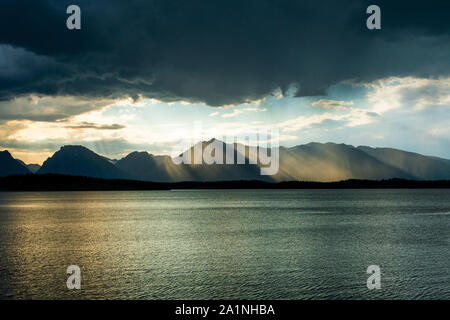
{"left": 0, "top": 189, "right": 448, "bottom": 299}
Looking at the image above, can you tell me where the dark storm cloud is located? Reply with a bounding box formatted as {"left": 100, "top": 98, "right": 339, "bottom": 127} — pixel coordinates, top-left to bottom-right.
{"left": 0, "top": 0, "right": 449, "bottom": 106}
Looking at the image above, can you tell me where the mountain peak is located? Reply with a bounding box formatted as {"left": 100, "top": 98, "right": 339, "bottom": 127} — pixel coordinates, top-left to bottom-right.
{"left": 120, "top": 151, "right": 153, "bottom": 162}
{"left": 38, "top": 145, "right": 129, "bottom": 179}
{"left": 60, "top": 145, "right": 93, "bottom": 152}
{"left": 206, "top": 138, "right": 223, "bottom": 143}
{"left": 0, "top": 150, "right": 12, "bottom": 157}
{"left": 0, "top": 150, "right": 31, "bottom": 177}
{"left": 128, "top": 151, "right": 151, "bottom": 157}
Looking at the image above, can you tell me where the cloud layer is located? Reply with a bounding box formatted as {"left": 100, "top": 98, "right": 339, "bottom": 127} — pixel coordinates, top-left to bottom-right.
{"left": 0, "top": 0, "right": 449, "bottom": 107}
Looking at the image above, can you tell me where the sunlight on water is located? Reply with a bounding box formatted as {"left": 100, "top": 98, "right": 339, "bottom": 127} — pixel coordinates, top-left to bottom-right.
{"left": 0, "top": 189, "right": 449, "bottom": 299}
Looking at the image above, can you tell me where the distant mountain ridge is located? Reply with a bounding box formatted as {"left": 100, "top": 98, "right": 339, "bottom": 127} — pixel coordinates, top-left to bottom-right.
{"left": 0, "top": 151, "right": 31, "bottom": 177}
{"left": 114, "top": 141, "right": 266, "bottom": 182}
{"left": 15, "top": 159, "right": 41, "bottom": 173}
{"left": 115, "top": 151, "right": 174, "bottom": 182}
{"left": 357, "top": 146, "right": 450, "bottom": 180}
{"left": 26, "top": 164, "right": 41, "bottom": 173}
{"left": 274, "top": 143, "right": 415, "bottom": 182}
{"left": 37, "top": 145, "right": 129, "bottom": 180}
{"left": 1, "top": 141, "right": 450, "bottom": 182}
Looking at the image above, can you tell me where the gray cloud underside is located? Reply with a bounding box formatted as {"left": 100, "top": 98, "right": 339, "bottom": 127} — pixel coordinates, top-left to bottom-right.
{"left": 64, "top": 122, "right": 126, "bottom": 130}
{"left": 0, "top": 93, "right": 114, "bottom": 121}
{"left": 0, "top": 0, "right": 449, "bottom": 106}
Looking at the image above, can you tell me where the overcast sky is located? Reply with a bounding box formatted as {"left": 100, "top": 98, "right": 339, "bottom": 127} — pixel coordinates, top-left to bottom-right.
{"left": 0, "top": 0, "right": 449, "bottom": 163}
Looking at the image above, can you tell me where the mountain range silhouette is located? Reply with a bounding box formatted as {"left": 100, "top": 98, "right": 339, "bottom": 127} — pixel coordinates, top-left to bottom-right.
{"left": 2, "top": 141, "right": 450, "bottom": 182}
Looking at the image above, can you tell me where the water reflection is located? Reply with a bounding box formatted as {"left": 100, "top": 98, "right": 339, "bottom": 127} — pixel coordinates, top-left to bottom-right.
{"left": 0, "top": 190, "right": 449, "bottom": 299}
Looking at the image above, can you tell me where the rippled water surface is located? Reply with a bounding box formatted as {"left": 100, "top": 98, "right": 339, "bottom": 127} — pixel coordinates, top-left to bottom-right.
{"left": 0, "top": 189, "right": 449, "bottom": 299}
